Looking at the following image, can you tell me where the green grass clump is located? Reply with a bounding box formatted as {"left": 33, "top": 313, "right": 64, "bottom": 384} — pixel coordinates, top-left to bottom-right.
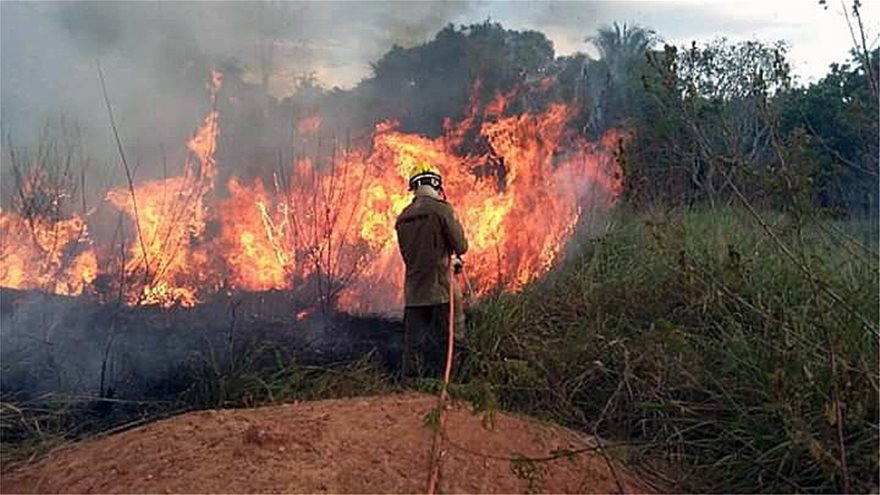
{"left": 181, "top": 347, "right": 392, "bottom": 409}
{"left": 463, "top": 207, "right": 879, "bottom": 493}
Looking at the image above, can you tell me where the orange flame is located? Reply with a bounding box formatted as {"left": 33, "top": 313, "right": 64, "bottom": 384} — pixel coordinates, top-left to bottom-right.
{"left": 296, "top": 115, "right": 322, "bottom": 136}
{"left": 0, "top": 73, "right": 623, "bottom": 315}
{"left": 103, "top": 74, "right": 222, "bottom": 307}
{"left": 0, "top": 211, "right": 97, "bottom": 296}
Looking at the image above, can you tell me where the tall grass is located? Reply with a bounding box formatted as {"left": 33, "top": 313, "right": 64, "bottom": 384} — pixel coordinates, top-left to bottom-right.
{"left": 463, "top": 207, "right": 878, "bottom": 492}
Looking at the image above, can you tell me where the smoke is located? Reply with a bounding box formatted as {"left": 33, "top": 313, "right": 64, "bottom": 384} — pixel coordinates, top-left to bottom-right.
{"left": 1, "top": 0, "right": 858, "bottom": 175}
{"left": 1, "top": 2, "right": 479, "bottom": 172}
{"left": 0, "top": 3, "right": 620, "bottom": 399}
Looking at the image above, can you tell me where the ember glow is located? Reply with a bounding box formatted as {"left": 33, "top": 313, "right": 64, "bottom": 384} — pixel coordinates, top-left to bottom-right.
{"left": 0, "top": 73, "right": 623, "bottom": 313}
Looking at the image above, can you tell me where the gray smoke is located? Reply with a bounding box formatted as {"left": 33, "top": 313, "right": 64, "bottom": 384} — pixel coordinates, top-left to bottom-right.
{"left": 1, "top": 2, "right": 477, "bottom": 170}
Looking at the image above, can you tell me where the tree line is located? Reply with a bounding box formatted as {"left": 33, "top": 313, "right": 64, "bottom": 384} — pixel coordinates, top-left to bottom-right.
{"left": 261, "top": 9, "right": 877, "bottom": 218}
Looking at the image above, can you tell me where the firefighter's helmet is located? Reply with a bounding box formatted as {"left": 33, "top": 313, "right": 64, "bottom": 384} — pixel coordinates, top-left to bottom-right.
{"left": 408, "top": 164, "right": 442, "bottom": 191}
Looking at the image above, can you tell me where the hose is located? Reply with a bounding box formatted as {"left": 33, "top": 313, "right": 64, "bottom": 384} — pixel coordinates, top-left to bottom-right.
{"left": 426, "top": 258, "right": 457, "bottom": 494}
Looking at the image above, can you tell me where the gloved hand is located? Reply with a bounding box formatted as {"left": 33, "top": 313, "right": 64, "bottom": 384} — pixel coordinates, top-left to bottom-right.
{"left": 452, "top": 255, "right": 463, "bottom": 274}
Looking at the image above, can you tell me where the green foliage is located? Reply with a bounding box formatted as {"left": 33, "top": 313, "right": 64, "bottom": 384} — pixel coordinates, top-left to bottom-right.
{"left": 675, "top": 38, "right": 792, "bottom": 99}
{"left": 622, "top": 38, "right": 795, "bottom": 206}
{"left": 449, "top": 380, "right": 498, "bottom": 430}
{"left": 423, "top": 406, "right": 441, "bottom": 431}
{"left": 462, "top": 207, "right": 879, "bottom": 493}
{"left": 777, "top": 48, "right": 879, "bottom": 214}
{"left": 616, "top": 35, "right": 877, "bottom": 217}
{"left": 582, "top": 23, "right": 658, "bottom": 135}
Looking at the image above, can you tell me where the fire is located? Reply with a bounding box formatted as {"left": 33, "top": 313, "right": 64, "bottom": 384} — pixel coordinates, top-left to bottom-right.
{"left": 0, "top": 211, "right": 97, "bottom": 296}
{"left": 104, "top": 75, "right": 221, "bottom": 307}
{"left": 105, "top": 175, "right": 209, "bottom": 307}
{"left": 217, "top": 176, "right": 289, "bottom": 291}
{"left": 296, "top": 115, "right": 322, "bottom": 135}
{"left": 0, "top": 72, "right": 623, "bottom": 314}
{"left": 331, "top": 101, "right": 623, "bottom": 311}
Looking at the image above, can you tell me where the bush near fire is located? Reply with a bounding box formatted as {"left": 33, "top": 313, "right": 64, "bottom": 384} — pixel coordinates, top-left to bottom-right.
{"left": 1, "top": 17, "right": 877, "bottom": 494}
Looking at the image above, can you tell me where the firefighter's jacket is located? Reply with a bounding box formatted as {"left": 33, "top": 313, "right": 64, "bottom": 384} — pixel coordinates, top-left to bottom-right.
{"left": 395, "top": 188, "right": 468, "bottom": 308}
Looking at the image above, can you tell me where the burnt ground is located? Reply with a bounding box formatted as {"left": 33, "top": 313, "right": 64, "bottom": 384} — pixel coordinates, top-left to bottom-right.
{"left": 0, "top": 393, "right": 651, "bottom": 494}
{"left": 0, "top": 287, "right": 403, "bottom": 442}
{"left": 0, "top": 287, "right": 403, "bottom": 395}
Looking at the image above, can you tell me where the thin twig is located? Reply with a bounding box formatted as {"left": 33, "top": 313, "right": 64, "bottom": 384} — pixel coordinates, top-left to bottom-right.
{"left": 97, "top": 60, "right": 150, "bottom": 281}
{"left": 445, "top": 434, "right": 643, "bottom": 462}
{"left": 830, "top": 348, "right": 850, "bottom": 493}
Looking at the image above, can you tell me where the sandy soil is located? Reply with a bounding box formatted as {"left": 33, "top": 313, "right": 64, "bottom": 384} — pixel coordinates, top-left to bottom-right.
{"left": 1, "top": 393, "right": 649, "bottom": 494}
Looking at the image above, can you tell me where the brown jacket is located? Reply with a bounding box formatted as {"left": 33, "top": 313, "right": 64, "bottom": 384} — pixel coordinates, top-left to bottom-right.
{"left": 395, "top": 190, "right": 468, "bottom": 307}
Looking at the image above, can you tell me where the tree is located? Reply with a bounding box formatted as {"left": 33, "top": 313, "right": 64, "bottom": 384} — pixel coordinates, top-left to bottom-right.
{"left": 582, "top": 23, "right": 658, "bottom": 134}
{"left": 778, "top": 48, "right": 879, "bottom": 215}
{"left": 587, "top": 22, "right": 657, "bottom": 84}
{"left": 623, "top": 38, "right": 794, "bottom": 206}
{"left": 821, "top": 0, "right": 879, "bottom": 100}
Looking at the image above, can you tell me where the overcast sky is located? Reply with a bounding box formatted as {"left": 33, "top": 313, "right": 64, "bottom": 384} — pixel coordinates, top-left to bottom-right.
{"left": 308, "top": 0, "right": 878, "bottom": 89}
{"left": 468, "top": 0, "right": 879, "bottom": 86}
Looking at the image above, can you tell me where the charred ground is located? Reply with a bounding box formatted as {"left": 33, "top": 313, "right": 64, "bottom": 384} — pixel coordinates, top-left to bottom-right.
{"left": 1, "top": 287, "right": 402, "bottom": 456}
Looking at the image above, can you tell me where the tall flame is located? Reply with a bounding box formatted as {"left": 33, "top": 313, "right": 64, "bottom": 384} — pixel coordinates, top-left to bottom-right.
{"left": 0, "top": 73, "right": 623, "bottom": 314}
{"left": 103, "top": 72, "right": 221, "bottom": 307}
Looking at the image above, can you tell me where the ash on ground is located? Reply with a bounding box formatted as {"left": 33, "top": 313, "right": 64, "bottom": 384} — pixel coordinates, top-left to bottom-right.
{"left": 0, "top": 288, "right": 403, "bottom": 402}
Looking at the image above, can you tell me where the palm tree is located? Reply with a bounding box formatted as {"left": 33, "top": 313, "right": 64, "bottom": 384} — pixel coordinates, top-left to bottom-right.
{"left": 587, "top": 22, "right": 657, "bottom": 83}
{"left": 580, "top": 23, "right": 657, "bottom": 134}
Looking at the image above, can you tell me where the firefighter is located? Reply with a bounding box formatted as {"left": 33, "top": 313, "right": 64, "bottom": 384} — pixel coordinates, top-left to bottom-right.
{"left": 395, "top": 165, "right": 468, "bottom": 379}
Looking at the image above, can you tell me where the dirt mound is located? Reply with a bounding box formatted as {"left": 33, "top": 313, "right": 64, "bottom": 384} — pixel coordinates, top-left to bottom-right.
{"left": 1, "top": 393, "right": 649, "bottom": 493}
